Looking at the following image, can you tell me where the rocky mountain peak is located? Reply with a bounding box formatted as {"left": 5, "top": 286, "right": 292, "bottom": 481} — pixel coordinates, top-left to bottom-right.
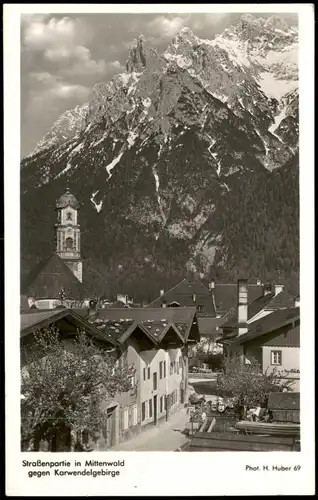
{"left": 173, "top": 26, "right": 197, "bottom": 44}
{"left": 264, "top": 15, "right": 291, "bottom": 31}
{"left": 126, "top": 34, "right": 158, "bottom": 73}
{"left": 21, "top": 15, "right": 299, "bottom": 298}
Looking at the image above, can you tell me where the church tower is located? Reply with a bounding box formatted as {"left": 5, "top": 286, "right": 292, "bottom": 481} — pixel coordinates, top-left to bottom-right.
{"left": 55, "top": 188, "right": 83, "bottom": 282}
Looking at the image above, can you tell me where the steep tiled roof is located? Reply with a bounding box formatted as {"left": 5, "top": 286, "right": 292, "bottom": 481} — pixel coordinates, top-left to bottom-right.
{"left": 22, "top": 254, "right": 84, "bottom": 300}
{"left": 89, "top": 307, "right": 198, "bottom": 344}
{"left": 212, "top": 283, "right": 264, "bottom": 315}
{"left": 223, "top": 293, "right": 275, "bottom": 326}
{"left": 20, "top": 308, "right": 116, "bottom": 346}
{"left": 197, "top": 317, "right": 226, "bottom": 339}
{"left": 222, "top": 290, "right": 295, "bottom": 327}
{"left": 147, "top": 279, "right": 216, "bottom": 316}
{"left": 221, "top": 307, "right": 300, "bottom": 345}
{"left": 268, "top": 392, "right": 300, "bottom": 411}
{"left": 264, "top": 290, "right": 295, "bottom": 310}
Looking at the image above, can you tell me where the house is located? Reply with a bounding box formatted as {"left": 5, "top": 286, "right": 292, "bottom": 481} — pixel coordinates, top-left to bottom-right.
{"left": 20, "top": 308, "right": 117, "bottom": 451}
{"left": 21, "top": 304, "right": 200, "bottom": 450}
{"left": 147, "top": 278, "right": 216, "bottom": 316}
{"left": 219, "top": 281, "right": 300, "bottom": 392}
{"left": 222, "top": 283, "right": 295, "bottom": 329}
{"left": 209, "top": 279, "right": 264, "bottom": 318}
{"left": 22, "top": 254, "right": 85, "bottom": 309}
{"left": 22, "top": 188, "right": 85, "bottom": 309}
{"left": 86, "top": 305, "right": 200, "bottom": 446}
{"left": 148, "top": 277, "right": 265, "bottom": 320}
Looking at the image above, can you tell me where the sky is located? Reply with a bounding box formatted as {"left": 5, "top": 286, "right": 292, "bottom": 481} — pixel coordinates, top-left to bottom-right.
{"left": 20, "top": 12, "right": 298, "bottom": 158}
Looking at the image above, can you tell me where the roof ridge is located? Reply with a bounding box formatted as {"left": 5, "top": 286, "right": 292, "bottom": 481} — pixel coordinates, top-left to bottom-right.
{"left": 148, "top": 278, "right": 187, "bottom": 305}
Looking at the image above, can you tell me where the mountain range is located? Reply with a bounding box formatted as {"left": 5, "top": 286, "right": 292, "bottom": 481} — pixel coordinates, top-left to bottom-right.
{"left": 21, "top": 14, "right": 299, "bottom": 301}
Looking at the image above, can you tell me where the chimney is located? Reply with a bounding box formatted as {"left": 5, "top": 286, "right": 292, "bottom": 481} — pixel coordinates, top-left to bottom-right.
{"left": 274, "top": 284, "right": 284, "bottom": 296}
{"left": 160, "top": 289, "right": 164, "bottom": 297}
{"left": 161, "top": 300, "right": 167, "bottom": 308}
{"left": 237, "top": 279, "right": 248, "bottom": 335}
{"left": 263, "top": 283, "right": 272, "bottom": 296}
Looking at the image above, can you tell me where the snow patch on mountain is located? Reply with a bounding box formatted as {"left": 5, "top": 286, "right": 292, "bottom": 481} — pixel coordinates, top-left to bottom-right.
{"left": 152, "top": 165, "right": 166, "bottom": 224}
{"left": 268, "top": 106, "right": 288, "bottom": 135}
{"left": 105, "top": 152, "right": 124, "bottom": 179}
{"left": 55, "top": 162, "right": 73, "bottom": 179}
{"left": 90, "top": 190, "right": 104, "bottom": 213}
{"left": 255, "top": 128, "right": 269, "bottom": 156}
{"left": 258, "top": 72, "right": 297, "bottom": 100}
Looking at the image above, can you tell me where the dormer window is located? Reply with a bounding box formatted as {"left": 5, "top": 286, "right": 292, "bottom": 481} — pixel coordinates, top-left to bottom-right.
{"left": 66, "top": 212, "right": 72, "bottom": 221}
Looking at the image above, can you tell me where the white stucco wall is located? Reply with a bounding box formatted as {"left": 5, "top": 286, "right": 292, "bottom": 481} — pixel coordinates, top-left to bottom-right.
{"left": 139, "top": 347, "right": 183, "bottom": 426}
{"left": 262, "top": 346, "right": 300, "bottom": 392}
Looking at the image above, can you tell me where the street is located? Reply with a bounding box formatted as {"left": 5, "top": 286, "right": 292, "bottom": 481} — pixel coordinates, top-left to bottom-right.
{"left": 111, "top": 406, "right": 190, "bottom": 451}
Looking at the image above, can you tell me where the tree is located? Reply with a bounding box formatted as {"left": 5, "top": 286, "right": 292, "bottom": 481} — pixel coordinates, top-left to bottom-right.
{"left": 21, "top": 327, "right": 135, "bottom": 451}
{"left": 216, "top": 354, "right": 294, "bottom": 419}
{"left": 190, "top": 338, "right": 224, "bottom": 370}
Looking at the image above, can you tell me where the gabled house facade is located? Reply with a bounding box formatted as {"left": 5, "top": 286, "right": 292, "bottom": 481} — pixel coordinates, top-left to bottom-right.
{"left": 219, "top": 296, "right": 300, "bottom": 392}
{"left": 87, "top": 306, "right": 200, "bottom": 446}
{"left": 21, "top": 305, "right": 200, "bottom": 451}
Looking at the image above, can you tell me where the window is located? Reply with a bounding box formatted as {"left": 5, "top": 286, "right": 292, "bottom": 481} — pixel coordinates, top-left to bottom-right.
{"left": 153, "top": 372, "right": 157, "bottom": 391}
{"left": 170, "top": 362, "right": 173, "bottom": 376}
{"left": 129, "top": 404, "right": 137, "bottom": 427}
{"left": 149, "top": 399, "right": 152, "bottom": 418}
{"left": 143, "top": 368, "right": 146, "bottom": 381}
{"left": 197, "top": 305, "right": 204, "bottom": 313}
{"left": 130, "top": 374, "right": 135, "bottom": 388}
{"left": 141, "top": 402, "right": 146, "bottom": 422}
{"left": 159, "top": 361, "right": 163, "bottom": 379}
{"left": 147, "top": 366, "right": 151, "bottom": 380}
{"left": 66, "top": 212, "right": 72, "bottom": 221}
{"left": 176, "top": 362, "right": 179, "bottom": 375}
{"left": 271, "top": 350, "right": 282, "bottom": 365}
{"left": 132, "top": 405, "right": 138, "bottom": 426}
{"left": 174, "top": 361, "right": 177, "bottom": 374}
{"left": 163, "top": 361, "right": 166, "bottom": 378}
{"left": 128, "top": 407, "right": 133, "bottom": 428}
{"left": 160, "top": 396, "right": 163, "bottom": 413}
{"left": 65, "top": 237, "right": 73, "bottom": 250}
{"left": 123, "top": 408, "right": 129, "bottom": 430}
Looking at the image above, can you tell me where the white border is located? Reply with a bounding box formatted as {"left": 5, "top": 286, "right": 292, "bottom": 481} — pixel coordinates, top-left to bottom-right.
{"left": 4, "top": 3, "right": 315, "bottom": 496}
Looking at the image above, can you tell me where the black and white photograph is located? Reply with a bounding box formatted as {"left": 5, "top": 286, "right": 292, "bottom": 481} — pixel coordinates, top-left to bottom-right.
{"left": 4, "top": 3, "right": 315, "bottom": 497}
